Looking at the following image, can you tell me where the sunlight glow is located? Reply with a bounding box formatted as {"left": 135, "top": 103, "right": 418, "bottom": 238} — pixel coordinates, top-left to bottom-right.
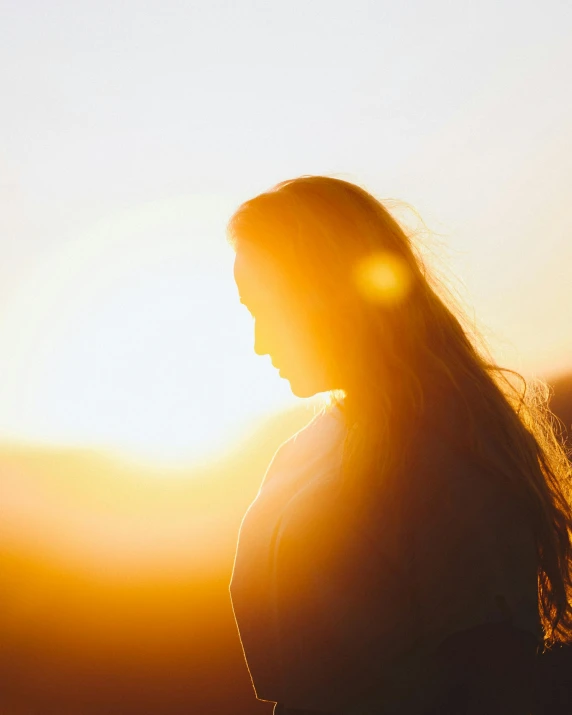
{"left": 0, "top": 194, "right": 301, "bottom": 467}
{"left": 352, "top": 251, "right": 412, "bottom": 306}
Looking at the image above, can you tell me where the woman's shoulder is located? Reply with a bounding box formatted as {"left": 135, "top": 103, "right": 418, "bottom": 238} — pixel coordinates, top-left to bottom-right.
{"left": 260, "top": 402, "right": 347, "bottom": 490}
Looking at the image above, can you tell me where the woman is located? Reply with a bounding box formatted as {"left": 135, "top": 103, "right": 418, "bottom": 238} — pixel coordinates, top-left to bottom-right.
{"left": 227, "top": 176, "right": 572, "bottom": 714}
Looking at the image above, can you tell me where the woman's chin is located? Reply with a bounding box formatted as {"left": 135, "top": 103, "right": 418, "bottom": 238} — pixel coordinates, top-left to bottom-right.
{"left": 281, "top": 371, "right": 331, "bottom": 399}
{"left": 290, "top": 383, "right": 315, "bottom": 398}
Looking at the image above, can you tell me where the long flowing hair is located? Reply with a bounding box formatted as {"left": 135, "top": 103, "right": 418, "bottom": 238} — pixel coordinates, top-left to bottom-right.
{"left": 226, "top": 174, "right": 572, "bottom": 649}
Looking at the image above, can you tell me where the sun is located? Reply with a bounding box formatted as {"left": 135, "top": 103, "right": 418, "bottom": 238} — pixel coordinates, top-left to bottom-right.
{"left": 0, "top": 193, "right": 302, "bottom": 467}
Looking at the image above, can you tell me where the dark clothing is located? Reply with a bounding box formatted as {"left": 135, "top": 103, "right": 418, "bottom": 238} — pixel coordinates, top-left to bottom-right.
{"left": 272, "top": 619, "right": 540, "bottom": 714}
{"left": 230, "top": 402, "right": 541, "bottom": 714}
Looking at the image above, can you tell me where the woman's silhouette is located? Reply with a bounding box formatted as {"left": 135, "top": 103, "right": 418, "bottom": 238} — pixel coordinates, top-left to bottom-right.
{"left": 227, "top": 176, "right": 572, "bottom": 714}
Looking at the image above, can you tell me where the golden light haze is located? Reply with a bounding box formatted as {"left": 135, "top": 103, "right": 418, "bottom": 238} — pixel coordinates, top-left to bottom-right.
{"left": 1, "top": 1, "right": 571, "bottom": 711}
{"left": 0, "top": 406, "right": 314, "bottom": 712}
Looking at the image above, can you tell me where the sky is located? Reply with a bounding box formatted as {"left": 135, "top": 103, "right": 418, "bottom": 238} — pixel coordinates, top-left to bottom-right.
{"left": 0, "top": 0, "right": 571, "bottom": 464}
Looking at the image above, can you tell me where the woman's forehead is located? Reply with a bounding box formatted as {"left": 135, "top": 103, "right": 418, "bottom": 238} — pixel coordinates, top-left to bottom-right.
{"left": 234, "top": 251, "right": 314, "bottom": 323}
{"left": 234, "top": 247, "right": 286, "bottom": 296}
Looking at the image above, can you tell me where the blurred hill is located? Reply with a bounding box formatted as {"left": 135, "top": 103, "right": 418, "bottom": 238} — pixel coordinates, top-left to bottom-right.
{"left": 0, "top": 402, "right": 318, "bottom": 715}
{"left": 550, "top": 371, "right": 572, "bottom": 443}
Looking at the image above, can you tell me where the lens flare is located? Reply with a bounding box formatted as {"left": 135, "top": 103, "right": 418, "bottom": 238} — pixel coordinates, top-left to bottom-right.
{"left": 352, "top": 251, "right": 412, "bottom": 306}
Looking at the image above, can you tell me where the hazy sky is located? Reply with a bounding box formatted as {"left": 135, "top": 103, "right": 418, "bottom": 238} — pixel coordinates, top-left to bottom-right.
{"left": 0, "top": 1, "right": 571, "bottom": 463}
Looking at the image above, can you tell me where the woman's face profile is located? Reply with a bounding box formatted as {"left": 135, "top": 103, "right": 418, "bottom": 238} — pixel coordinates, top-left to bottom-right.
{"left": 233, "top": 245, "right": 339, "bottom": 398}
